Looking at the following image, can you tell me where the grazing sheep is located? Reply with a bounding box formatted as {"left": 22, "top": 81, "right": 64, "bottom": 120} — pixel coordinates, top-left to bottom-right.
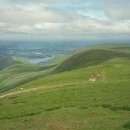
{"left": 20, "top": 88, "right": 23, "bottom": 90}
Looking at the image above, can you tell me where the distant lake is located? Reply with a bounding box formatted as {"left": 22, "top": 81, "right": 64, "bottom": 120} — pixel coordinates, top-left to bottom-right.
{"left": 0, "top": 40, "right": 93, "bottom": 64}
{"left": 27, "top": 55, "right": 55, "bottom": 64}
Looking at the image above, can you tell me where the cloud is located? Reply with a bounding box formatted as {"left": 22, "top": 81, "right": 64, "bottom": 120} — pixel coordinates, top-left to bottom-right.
{"left": 0, "top": 4, "right": 71, "bottom": 24}
{"left": 105, "top": 4, "right": 130, "bottom": 20}
{"left": 0, "top": 0, "right": 130, "bottom": 39}
{"left": 97, "top": 0, "right": 130, "bottom": 20}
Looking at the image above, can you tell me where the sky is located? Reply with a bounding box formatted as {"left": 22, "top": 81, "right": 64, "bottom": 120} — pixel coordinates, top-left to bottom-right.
{"left": 0, "top": 0, "right": 130, "bottom": 40}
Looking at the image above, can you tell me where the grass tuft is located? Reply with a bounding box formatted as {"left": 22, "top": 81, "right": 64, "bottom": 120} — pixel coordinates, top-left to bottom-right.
{"left": 102, "top": 104, "right": 130, "bottom": 111}
{"left": 45, "top": 106, "right": 61, "bottom": 112}
{"left": 123, "top": 121, "right": 130, "bottom": 129}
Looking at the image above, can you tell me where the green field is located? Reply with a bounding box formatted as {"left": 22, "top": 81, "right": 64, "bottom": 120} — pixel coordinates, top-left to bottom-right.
{"left": 0, "top": 44, "right": 130, "bottom": 130}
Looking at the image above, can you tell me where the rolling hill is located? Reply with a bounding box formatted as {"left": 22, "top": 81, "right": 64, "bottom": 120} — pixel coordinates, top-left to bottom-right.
{"left": 0, "top": 44, "right": 130, "bottom": 130}
{"left": 0, "top": 62, "right": 56, "bottom": 92}
{"left": 0, "top": 56, "right": 18, "bottom": 71}
{"left": 1, "top": 44, "right": 130, "bottom": 92}
{"left": 54, "top": 49, "right": 130, "bottom": 72}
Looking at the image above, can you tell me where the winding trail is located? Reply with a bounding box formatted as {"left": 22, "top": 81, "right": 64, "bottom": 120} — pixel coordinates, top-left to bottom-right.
{"left": 0, "top": 87, "right": 44, "bottom": 99}
{"left": 0, "top": 80, "right": 97, "bottom": 99}
{"left": 0, "top": 82, "right": 86, "bottom": 99}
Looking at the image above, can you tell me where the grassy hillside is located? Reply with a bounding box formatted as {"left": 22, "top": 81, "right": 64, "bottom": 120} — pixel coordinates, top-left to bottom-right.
{"left": 0, "top": 56, "right": 18, "bottom": 71}
{"left": 0, "top": 57, "right": 130, "bottom": 130}
{"left": 0, "top": 54, "right": 68, "bottom": 92}
{"left": 1, "top": 44, "right": 130, "bottom": 93}
{"left": 54, "top": 49, "right": 130, "bottom": 72}
{"left": 0, "top": 44, "right": 130, "bottom": 130}
{"left": 0, "top": 63, "right": 56, "bottom": 92}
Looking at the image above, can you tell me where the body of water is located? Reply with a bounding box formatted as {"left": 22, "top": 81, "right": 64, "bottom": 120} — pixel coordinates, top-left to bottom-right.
{"left": 0, "top": 40, "right": 94, "bottom": 64}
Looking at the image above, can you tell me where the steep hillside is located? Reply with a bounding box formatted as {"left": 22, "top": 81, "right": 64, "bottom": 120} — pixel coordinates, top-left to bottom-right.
{"left": 54, "top": 49, "right": 130, "bottom": 72}
{"left": 0, "top": 56, "right": 18, "bottom": 70}
{"left": 0, "top": 63, "right": 55, "bottom": 92}
{"left": 0, "top": 52, "right": 69, "bottom": 92}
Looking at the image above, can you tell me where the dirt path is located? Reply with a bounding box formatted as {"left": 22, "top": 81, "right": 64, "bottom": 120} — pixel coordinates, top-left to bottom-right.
{"left": 0, "top": 84, "right": 67, "bottom": 99}
{"left": 0, "top": 80, "right": 96, "bottom": 99}
{"left": 0, "top": 87, "right": 44, "bottom": 99}
{"left": 0, "top": 82, "right": 86, "bottom": 99}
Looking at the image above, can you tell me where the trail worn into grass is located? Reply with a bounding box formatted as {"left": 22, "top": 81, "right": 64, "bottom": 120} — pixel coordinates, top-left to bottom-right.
{"left": 0, "top": 82, "right": 88, "bottom": 99}
{"left": 0, "top": 86, "right": 45, "bottom": 99}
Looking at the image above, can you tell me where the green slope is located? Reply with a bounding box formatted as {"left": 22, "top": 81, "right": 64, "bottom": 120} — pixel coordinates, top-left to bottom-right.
{"left": 11, "top": 57, "right": 130, "bottom": 91}
{"left": 0, "top": 56, "right": 18, "bottom": 71}
{"left": 0, "top": 57, "right": 130, "bottom": 130}
{"left": 0, "top": 44, "right": 130, "bottom": 130}
{"left": 1, "top": 44, "right": 130, "bottom": 93}
{"left": 54, "top": 48, "right": 130, "bottom": 72}
{"left": 0, "top": 63, "right": 56, "bottom": 92}
{"left": 0, "top": 54, "right": 69, "bottom": 92}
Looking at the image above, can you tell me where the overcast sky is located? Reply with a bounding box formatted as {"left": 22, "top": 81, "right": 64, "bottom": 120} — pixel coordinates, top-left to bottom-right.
{"left": 0, "top": 0, "right": 130, "bottom": 40}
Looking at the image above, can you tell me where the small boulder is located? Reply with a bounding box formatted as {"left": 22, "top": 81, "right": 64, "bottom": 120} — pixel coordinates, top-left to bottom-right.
{"left": 89, "top": 78, "right": 96, "bottom": 82}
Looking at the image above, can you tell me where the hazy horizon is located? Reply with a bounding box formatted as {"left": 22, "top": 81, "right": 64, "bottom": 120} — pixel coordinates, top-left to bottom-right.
{"left": 0, "top": 0, "right": 130, "bottom": 41}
